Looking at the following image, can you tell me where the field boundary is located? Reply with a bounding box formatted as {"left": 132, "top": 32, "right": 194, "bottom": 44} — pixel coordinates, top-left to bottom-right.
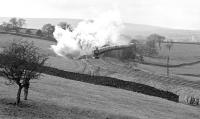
{"left": 139, "top": 60, "right": 200, "bottom": 68}
{"left": 0, "top": 64, "right": 179, "bottom": 102}
{"left": 162, "top": 41, "right": 200, "bottom": 45}
{"left": 178, "top": 73, "right": 200, "bottom": 77}
{"left": 0, "top": 31, "right": 55, "bottom": 42}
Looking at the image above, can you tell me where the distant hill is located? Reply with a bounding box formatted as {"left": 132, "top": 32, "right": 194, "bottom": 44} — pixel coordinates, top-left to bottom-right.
{"left": 1, "top": 17, "right": 200, "bottom": 42}
{"left": 123, "top": 23, "right": 200, "bottom": 42}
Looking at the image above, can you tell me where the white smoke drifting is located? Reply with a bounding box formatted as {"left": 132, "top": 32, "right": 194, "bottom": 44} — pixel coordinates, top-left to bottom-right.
{"left": 51, "top": 10, "right": 128, "bottom": 59}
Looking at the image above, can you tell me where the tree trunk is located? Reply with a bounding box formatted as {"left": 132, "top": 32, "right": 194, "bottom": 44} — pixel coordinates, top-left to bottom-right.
{"left": 24, "top": 86, "right": 28, "bottom": 100}
{"left": 16, "top": 86, "right": 23, "bottom": 105}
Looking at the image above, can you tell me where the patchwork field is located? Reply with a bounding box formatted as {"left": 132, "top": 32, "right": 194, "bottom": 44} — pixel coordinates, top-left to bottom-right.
{"left": 1, "top": 33, "right": 200, "bottom": 118}
{"left": 139, "top": 42, "right": 200, "bottom": 77}
{"left": 159, "top": 43, "right": 200, "bottom": 60}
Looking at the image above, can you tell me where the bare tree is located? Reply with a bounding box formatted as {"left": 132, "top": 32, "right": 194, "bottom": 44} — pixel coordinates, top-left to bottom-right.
{"left": 9, "top": 18, "right": 18, "bottom": 27}
{"left": 145, "top": 34, "right": 165, "bottom": 56}
{"left": 9, "top": 18, "right": 26, "bottom": 32}
{"left": 0, "top": 40, "right": 48, "bottom": 105}
{"left": 17, "top": 18, "right": 26, "bottom": 28}
{"left": 147, "top": 34, "right": 165, "bottom": 50}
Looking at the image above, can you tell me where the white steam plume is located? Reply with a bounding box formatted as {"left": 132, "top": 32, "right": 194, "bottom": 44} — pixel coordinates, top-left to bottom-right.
{"left": 51, "top": 10, "right": 128, "bottom": 59}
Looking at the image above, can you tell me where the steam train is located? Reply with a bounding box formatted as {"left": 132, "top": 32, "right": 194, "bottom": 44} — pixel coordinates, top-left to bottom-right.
{"left": 93, "top": 43, "right": 136, "bottom": 59}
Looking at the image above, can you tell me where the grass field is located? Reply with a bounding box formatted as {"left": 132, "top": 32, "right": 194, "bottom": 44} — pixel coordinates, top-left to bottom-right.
{"left": 139, "top": 42, "right": 200, "bottom": 77}
{"left": 159, "top": 43, "right": 200, "bottom": 60}
{"left": 0, "top": 34, "right": 56, "bottom": 56}
{"left": 1, "top": 75, "right": 200, "bottom": 119}
{"left": 1, "top": 33, "right": 200, "bottom": 118}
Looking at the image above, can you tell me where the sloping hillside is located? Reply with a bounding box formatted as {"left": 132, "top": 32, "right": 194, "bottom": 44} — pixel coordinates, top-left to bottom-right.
{"left": 0, "top": 33, "right": 200, "bottom": 102}
{"left": 1, "top": 33, "right": 200, "bottom": 118}
{"left": 1, "top": 75, "right": 200, "bottom": 119}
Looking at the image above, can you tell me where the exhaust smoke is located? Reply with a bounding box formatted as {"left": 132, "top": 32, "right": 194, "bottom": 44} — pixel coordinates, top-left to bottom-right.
{"left": 51, "top": 10, "right": 128, "bottom": 59}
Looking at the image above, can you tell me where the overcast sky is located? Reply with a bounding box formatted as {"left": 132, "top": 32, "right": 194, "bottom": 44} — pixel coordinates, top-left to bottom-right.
{"left": 0, "top": 0, "right": 200, "bottom": 30}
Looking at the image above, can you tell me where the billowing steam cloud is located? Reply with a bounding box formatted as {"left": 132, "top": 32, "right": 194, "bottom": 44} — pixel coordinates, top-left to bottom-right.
{"left": 51, "top": 10, "right": 128, "bottom": 59}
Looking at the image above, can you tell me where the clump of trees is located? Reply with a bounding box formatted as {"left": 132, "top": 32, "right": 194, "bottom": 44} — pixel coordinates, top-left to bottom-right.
{"left": 128, "top": 34, "right": 165, "bottom": 58}
{"left": 0, "top": 40, "right": 48, "bottom": 105}
{"left": 98, "top": 34, "right": 166, "bottom": 63}
{"left": 41, "top": 23, "right": 55, "bottom": 37}
{"left": 40, "top": 22, "right": 73, "bottom": 39}
{"left": 1, "top": 18, "right": 26, "bottom": 32}
{"left": 57, "top": 22, "right": 73, "bottom": 32}
{"left": 145, "top": 34, "right": 165, "bottom": 56}
{"left": 36, "top": 30, "right": 43, "bottom": 36}
{"left": 0, "top": 19, "right": 75, "bottom": 40}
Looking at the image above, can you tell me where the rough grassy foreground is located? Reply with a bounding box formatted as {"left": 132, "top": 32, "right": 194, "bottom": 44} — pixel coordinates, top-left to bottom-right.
{"left": 1, "top": 75, "right": 200, "bottom": 119}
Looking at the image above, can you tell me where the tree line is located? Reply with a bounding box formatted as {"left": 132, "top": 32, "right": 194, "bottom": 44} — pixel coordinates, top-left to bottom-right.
{"left": 0, "top": 17, "right": 73, "bottom": 38}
